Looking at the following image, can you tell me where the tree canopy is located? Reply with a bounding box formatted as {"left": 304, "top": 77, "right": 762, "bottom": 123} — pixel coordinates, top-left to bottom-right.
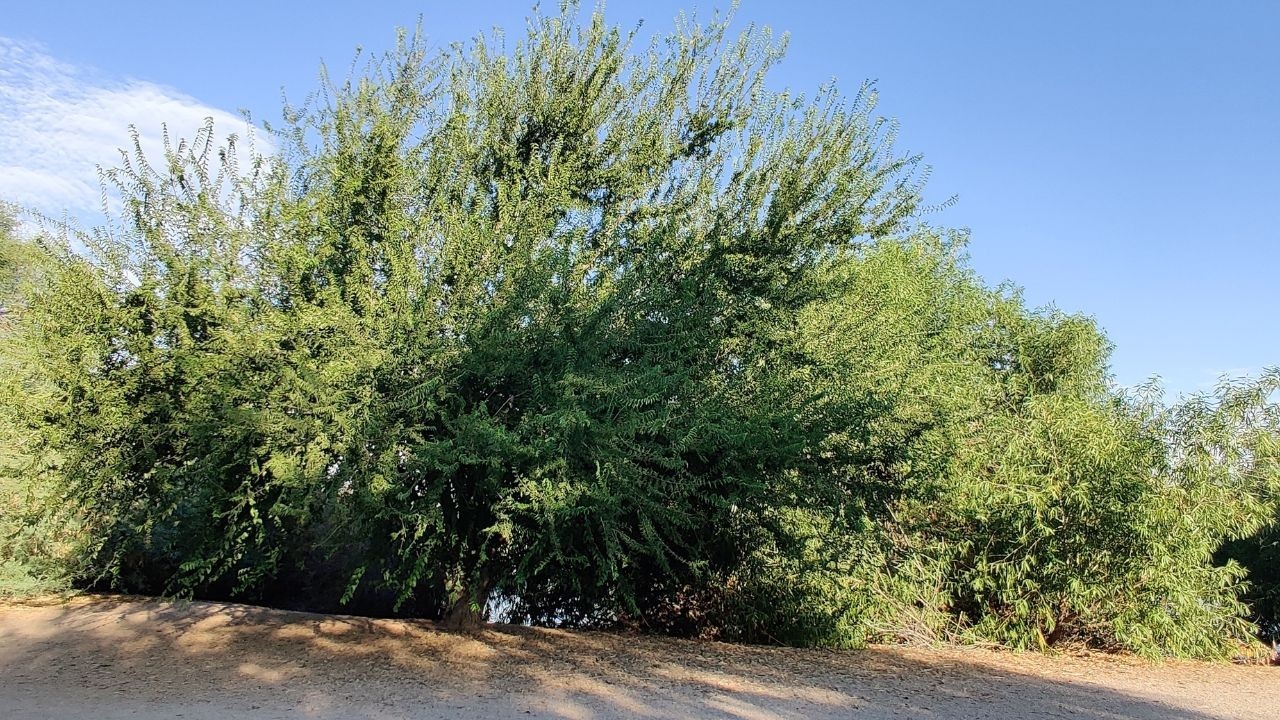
{"left": 2, "top": 4, "right": 1277, "bottom": 658}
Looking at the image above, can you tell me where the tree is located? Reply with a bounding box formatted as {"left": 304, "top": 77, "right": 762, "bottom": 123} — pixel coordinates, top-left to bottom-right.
{"left": 12, "top": 5, "right": 925, "bottom": 627}
{"left": 0, "top": 203, "right": 81, "bottom": 596}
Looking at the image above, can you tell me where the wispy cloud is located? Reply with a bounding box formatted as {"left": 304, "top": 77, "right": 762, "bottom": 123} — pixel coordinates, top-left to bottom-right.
{"left": 0, "top": 37, "right": 266, "bottom": 220}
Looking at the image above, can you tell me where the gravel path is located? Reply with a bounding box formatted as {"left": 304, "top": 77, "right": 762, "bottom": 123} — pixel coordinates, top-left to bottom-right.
{"left": 0, "top": 595, "right": 1274, "bottom": 719}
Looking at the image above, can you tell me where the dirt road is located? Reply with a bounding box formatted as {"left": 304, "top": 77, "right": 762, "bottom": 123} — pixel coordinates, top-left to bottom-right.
{"left": 0, "top": 595, "right": 1274, "bottom": 719}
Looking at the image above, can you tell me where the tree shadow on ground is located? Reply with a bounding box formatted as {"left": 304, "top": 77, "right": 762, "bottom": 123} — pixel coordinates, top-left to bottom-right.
{"left": 0, "top": 594, "right": 1273, "bottom": 719}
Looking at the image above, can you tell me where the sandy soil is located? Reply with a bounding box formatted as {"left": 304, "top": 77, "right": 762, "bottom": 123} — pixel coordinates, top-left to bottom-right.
{"left": 0, "top": 595, "right": 1275, "bottom": 719}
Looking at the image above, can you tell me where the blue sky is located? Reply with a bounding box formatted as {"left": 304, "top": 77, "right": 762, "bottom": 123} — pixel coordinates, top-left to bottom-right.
{"left": 2, "top": 1, "right": 1276, "bottom": 396}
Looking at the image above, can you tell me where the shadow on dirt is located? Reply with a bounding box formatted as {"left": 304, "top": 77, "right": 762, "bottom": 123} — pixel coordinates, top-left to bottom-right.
{"left": 0, "top": 594, "right": 1269, "bottom": 719}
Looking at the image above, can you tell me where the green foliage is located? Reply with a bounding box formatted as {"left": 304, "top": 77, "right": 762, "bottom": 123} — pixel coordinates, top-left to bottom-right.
{"left": 1209, "top": 372, "right": 1280, "bottom": 641}
{"left": 1221, "top": 525, "right": 1280, "bottom": 641}
{"left": 3, "top": 3, "right": 1277, "bottom": 657}
{"left": 0, "top": 204, "right": 80, "bottom": 597}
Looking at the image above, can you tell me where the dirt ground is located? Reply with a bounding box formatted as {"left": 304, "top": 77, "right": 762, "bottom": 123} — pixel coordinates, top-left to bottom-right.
{"left": 0, "top": 595, "right": 1275, "bottom": 719}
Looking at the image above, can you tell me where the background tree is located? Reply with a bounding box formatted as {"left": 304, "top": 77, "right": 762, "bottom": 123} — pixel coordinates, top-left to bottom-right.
{"left": 0, "top": 203, "right": 80, "bottom": 596}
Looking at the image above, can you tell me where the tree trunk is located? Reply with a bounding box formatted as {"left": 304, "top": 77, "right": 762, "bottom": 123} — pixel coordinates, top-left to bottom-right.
{"left": 1043, "top": 605, "right": 1076, "bottom": 647}
{"left": 440, "top": 569, "right": 492, "bottom": 630}
{"left": 441, "top": 591, "right": 485, "bottom": 629}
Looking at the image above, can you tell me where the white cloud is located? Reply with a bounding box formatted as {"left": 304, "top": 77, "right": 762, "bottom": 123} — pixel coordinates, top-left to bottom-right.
{"left": 0, "top": 37, "right": 268, "bottom": 220}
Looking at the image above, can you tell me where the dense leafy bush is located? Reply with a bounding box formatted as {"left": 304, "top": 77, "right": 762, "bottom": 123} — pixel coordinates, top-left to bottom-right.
{"left": 0, "top": 206, "right": 80, "bottom": 597}
{"left": 1221, "top": 527, "right": 1280, "bottom": 642}
{"left": 2, "top": 4, "right": 1276, "bottom": 657}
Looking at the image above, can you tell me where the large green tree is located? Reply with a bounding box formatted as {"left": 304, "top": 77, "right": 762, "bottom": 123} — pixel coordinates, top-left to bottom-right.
{"left": 14, "top": 7, "right": 926, "bottom": 625}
